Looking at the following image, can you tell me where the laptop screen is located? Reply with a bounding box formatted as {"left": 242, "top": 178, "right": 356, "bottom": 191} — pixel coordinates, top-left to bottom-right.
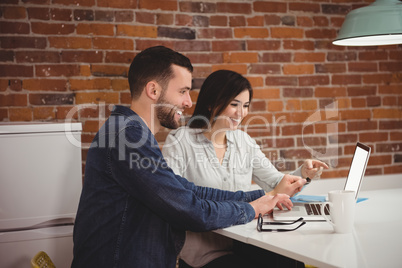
{"left": 344, "top": 142, "right": 371, "bottom": 199}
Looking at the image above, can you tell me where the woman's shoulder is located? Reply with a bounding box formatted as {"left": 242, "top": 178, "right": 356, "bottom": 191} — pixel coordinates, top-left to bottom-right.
{"left": 165, "top": 126, "right": 204, "bottom": 144}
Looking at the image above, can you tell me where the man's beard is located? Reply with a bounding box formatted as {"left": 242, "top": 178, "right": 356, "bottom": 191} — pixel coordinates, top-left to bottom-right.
{"left": 156, "top": 94, "right": 181, "bottom": 130}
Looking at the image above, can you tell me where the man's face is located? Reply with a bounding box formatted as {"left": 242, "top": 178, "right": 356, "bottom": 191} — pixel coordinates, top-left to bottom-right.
{"left": 155, "top": 65, "right": 192, "bottom": 129}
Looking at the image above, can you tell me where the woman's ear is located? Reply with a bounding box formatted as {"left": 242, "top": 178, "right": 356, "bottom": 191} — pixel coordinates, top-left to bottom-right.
{"left": 145, "top": 81, "right": 159, "bottom": 101}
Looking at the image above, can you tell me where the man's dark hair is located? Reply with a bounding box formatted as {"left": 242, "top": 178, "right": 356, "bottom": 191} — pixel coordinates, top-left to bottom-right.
{"left": 189, "top": 70, "right": 253, "bottom": 129}
{"left": 128, "top": 46, "right": 193, "bottom": 100}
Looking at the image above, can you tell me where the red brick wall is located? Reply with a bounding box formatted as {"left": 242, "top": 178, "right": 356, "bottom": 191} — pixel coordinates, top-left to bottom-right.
{"left": 1, "top": 0, "right": 401, "bottom": 179}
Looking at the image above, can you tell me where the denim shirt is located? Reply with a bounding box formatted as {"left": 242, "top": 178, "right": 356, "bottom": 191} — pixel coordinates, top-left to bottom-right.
{"left": 72, "top": 105, "right": 264, "bottom": 268}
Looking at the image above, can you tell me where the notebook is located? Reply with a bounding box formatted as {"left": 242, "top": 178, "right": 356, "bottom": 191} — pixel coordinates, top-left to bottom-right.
{"left": 273, "top": 142, "right": 371, "bottom": 221}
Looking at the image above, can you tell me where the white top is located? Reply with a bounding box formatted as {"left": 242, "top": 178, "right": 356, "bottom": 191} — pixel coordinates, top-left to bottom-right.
{"left": 162, "top": 126, "right": 302, "bottom": 267}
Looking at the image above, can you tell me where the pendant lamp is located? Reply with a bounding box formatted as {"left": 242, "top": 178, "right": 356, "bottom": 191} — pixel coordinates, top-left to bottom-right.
{"left": 333, "top": 0, "right": 402, "bottom": 46}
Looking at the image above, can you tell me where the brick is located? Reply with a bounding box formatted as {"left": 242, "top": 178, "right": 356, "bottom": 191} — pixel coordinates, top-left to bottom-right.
{"left": 249, "top": 100, "right": 266, "bottom": 112}
{"left": 280, "top": 149, "right": 312, "bottom": 159}
{"left": 23, "top": 79, "right": 67, "bottom": 91}
{"left": 379, "top": 85, "right": 402, "bottom": 95}
{"left": 186, "top": 53, "right": 222, "bottom": 64}
{"left": 210, "top": 16, "right": 227, "bottom": 26}
{"left": 358, "top": 51, "right": 388, "bottom": 61}
{"left": 329, "top": 133, "right": 358, "bottom": 144}
{"left": 112, "top": 79, "right": 129, "bottom": 91}
{"left": 283, "top": 64, "right": 314, "bottom": 75}
{"left": 29, "top": 93, "right": 74, "bottom": 105}
{"left": 347, "top": 86, "right": 376, "bottom": 96}
{"left": 179, "top": 2, "right": 216, "bottom": 13}
{"left": 313, "top": 16, "right": 329, "bottom": 27}
{"left": 49, "top": 37, "right": 92, "bottom": 49}
{"left": 299, "top": 76, "right": 330, "bottom": 86}
{"left": 0, "top": 50, "right": 14, "bottom": 62}
{"left": 3, "top": 6, "right": 26, "bottom": 19}
{"left": 247, "top": 40, "right": 280, "bottom": 51}
{"left": 322, "top": 4, "right": 351, "bottom": 15}
{"left": 391, "top": 132, "right": 402, "bottom": 141}
{"left": 294, "top": 52, "right": 325, "bottom": 62}
{"left": 223, "top": 52, "right": 258, "bottom": 63}
{"left": 70, "top": 78, "right": 111, "bottom": 91}
{"left": 93, "top": 37, "right": 134, "bottom": 50}
{"left": 315, "top": 87, "right": 346, "bottom": 98}
{"left": 157, "top": 13, "right": 174, "bottom": 25}
{"left": 297, "top": 17, "right": 313, "bottom": 27}
{"left": 266, "top": 76, "right": 297, "bottom": 86}
{"left": 253, "top": 2, "right": 286, "bottom": 13}
{"left": 0, "top": 65, "right": 33, "bottom": 77}
{"left": 247, "top": 16, "right": 264, "bottom": 26}
{"left": 281, "top": 16, "right": 295, "bottom": 26}
{"left": 9, "top": 80, "right": 22, "bottom": 91}
{"left": 75, "top": 92, "right": 119, "bottom": 104}
{"left": 217, "top": 2, "right": 251, "bottom": 14}
{"left": 363, "top": 74, "right": 400, "bottom": 85}
{"left": 0, "top": 22, "right": 30, "bottom": 34}
{"left": 105, "top": 52, "right": 136, "bottom": 64}
{"left": 359, "top": 132, "right": 388, "bottom": 143}
{"left": 0, "top": 94, "right": 27, "bottom": 106}
{"left": 77, "top": 23, "right": 115, "bottom": 36}
{"left": 16, "top": 51, "right": 60, "bottom": 63}
{"left": 9, "top": 107, "right": 32, "bottom": 121}
{"left": 35, "top": 64, "right": 81, "bottom": 77}
{"left": 118, "top": 25, "right": 157, "bottom": 38}
{"left": 53, "top": 0, "right": 95, "bottom": 7}
{"left": 332, "top": 75, "right": 361, "bottom": 85}
{"left": 87, "top": 64, "right": 127, "bottom": 77}
{"left": 339, "top": 109, "right": 371, "bottom": 120}
{"left": 174, "top": 41, "right": 210, "bottom": 52}
{"left": 234, "top": 28, "right": 269, "bottom": 38}
{"left": 61, "top": 51, "right": 103, "bottom": 63}
{"left": 267, "top": 100, "right": 283, "bottom": 112}
{"left": 262, "top": 52, "right": 291, "bottom": 62}
{"left": 283, "top": 88, "right": 313, "bottom": 98}
{"left": 229, "top": 16, "right": 246, "bottom": 27}
{"left": 289, "top": 3, "right": 320, "bottom": 13}
{"left": 0, "top": 37, "right": 47, "bottom": 49}
{"left": 283, "top": 40, "right": 315, "bottom": 50}
{"left": 327, "top": 52, "right": 357, "bottom": 62}
{"left": 158, "top": 27, "right": 195, "bottom": 39}
{"left": 212, "top": 40, "right": 245, "bottom": 51}
{"left": 351, "top": 98, "right": 366, "bottom": 108}
{"left": 380, "top": 121, "right": 402, "bottom": 130}
{"left": 305, "top": 29, "right": 337, "bottom": 39}
{"left": 251, "top": 88, "right": 279, "bottom": 100}
{"left": 98, "top": 0, "right": 136, "bottom": 8}
{"left": 51, "top": 8, "right": 73, "bottom": 21}
{"left": 348, "top": 62, "right": 378, "bottom": 72}
{"left": 286, "top": 99, "right": 301, "bottom": 110}
{"left": 27, "top": 7, "right": 50, "bottom": 20}
{"left": 249, "top": 64, "right": 281, "bottom": 75}
{"left": 367, "top": 96, "right": 381, "bottom": 107}
{"left": 368, "top": 155, "right": 392, "bottom": 166}
{"left": 197, "top": 28, "right": 232, "bottom": 39}
{"left": 264, "top": 15, "right": 281, "bottom": 25}
{"left": 31, "top": 22, "right": 75, "bottom": 34}
{"left": 74, "top": 9, "right": 94, "bottom": 21}
{"left": 80, "top": 65, "right": 91, "bottom": 76}
{"left": 373, "top": 108, "right": 402, "bottom": 119}
{"left": 271, "top": 27, "right": 303, "bottom": 39}
{"left": 139, "top": 0, "right": 177, "bottom": 11}
{"left": 135, "top": 11, "right": 155, "bottom": 24}
{"left": 33, "top": 107, "right": 56, "bottom": 120}
{"left": 301, "top": 99, "right": 318, "bottom": 110}
{"left": 379, "top": 61, "right": 402, "bottom": 72}
{"left": 211, "top": 64, "right": 247, "bottom": 75}
{"left": 315, "top": 63, "right": 346, "bottom": 73}
{"left": 115, "top": 11, "right": 134, "bottom": 22}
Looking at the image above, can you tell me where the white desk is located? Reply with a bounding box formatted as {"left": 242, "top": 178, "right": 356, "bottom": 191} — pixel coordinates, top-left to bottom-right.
{"left": 215, "top": 174, "right": 402, "bottom": 268}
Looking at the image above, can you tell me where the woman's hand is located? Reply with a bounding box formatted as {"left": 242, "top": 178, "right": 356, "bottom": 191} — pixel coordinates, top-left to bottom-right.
{"left": 269, "top": 174, "right": 306, "bottom": 197}
{"left": 249, "top": 193, "right": 292, "bottom": 218}
{"left": 301, "top": 159, "right": 329, "bottom": 179}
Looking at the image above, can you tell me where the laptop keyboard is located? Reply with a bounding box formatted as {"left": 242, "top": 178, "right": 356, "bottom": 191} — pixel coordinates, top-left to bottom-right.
{"left": 305, "top": 203, "right": 330, "bottom": 215}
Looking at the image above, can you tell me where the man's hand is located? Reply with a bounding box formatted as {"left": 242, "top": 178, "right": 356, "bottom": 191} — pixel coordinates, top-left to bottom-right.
{"left": 269, "top": 174, "right": 306, "bottom": 197}
{"left": 301, "top": 159, "right": 329, "bottom": 179}
{"left": 249, "top": 193, "right": 292, "bottom": 218}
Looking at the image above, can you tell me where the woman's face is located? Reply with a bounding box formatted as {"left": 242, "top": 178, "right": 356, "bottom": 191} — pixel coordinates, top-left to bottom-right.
{"left": 213, "top": 90, "right": 250, "bottom": 131}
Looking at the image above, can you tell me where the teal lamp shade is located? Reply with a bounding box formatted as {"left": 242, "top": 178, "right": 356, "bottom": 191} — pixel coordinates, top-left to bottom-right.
{"left": 333, "top": 0, "right": 402, "bottom": 46}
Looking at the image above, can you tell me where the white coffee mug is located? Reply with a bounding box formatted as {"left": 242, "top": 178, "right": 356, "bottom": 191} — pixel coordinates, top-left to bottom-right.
{"left": 320, "top": 190, "right": 356, "bottom": 233}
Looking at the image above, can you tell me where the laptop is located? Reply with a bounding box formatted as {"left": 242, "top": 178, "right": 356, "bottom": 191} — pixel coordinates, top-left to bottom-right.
{"left": 273, "top": 142, "right": 371, "bottom": 221}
